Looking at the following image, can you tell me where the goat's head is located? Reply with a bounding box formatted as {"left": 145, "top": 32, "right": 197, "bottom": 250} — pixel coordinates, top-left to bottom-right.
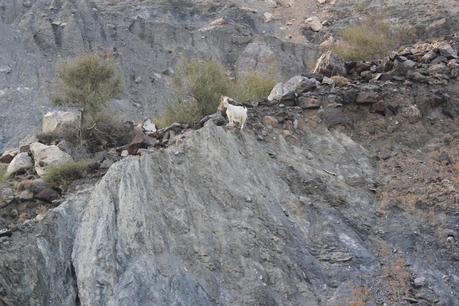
{"left": 217, "top": 96, "right": 228, "bottom": 112}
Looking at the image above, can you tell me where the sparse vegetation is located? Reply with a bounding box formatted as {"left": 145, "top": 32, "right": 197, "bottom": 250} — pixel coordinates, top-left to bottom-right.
{"left": 347, "top": 285, "right": 371, "bottom": 306}
{"left": 52, "top": 53, "right": 124, "bottom": 132}
{"left": 37, "top": 115, "right": 133, "bottom": 154}
{"left": 81, "top": 114, "right": 133, "bottom": 153}
{"left": 155, "top": 59, "right": 277, "bottom": 127}
{"left": 332, "top": 14, "right": 413, "bottom": 61}
{"left": 232, "top": 71, "right": 277, "bottom": 104}
{"left": 43, "top": 160, "right": 92, "bottom": 188}
{"left": 0, "top": 164, "right": 7, "bottom": 185}
{"left": 384, "top": 257, "right": 411, "bottom": 303}
{"left": 155, "top": 98, "right": 201, "bottom": 128}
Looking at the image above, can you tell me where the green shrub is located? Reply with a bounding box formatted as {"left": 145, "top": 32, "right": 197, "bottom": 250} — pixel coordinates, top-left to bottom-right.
{"left": 52, "top": 53, "right": 124, "bottom": 131}
{"left": 173, "top": 59, "right": 232, "bottom": 116}
{"left": 155, "top": 98, "right": 201, "bottom": 128}
{"left": 231, "top": 71, "right": 277, "bottom": 104}
{"left": 0, "top": 164, "right": 7, "bottom": 185}
{"left": 43, "top": 160, "right": 91, "bottom": 188}
{"left": 156, "top": 59, "right": 278, "bottom": 127}
{"left": 332, "top": 14, "right": 413, "bottom": 61}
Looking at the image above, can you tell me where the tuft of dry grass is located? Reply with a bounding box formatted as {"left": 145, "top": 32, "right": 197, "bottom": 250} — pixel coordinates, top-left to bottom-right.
{"left": 0, "top": 164, "right": 7, "bottom": 185}
{"left": 331, "top": 75, "right": 350, "bottom": 87}
{"left": 332, "top": 14, "right": 413, "bottom": 61}
{"left": 43, "top": 160, "right": 91, "bottom": 188}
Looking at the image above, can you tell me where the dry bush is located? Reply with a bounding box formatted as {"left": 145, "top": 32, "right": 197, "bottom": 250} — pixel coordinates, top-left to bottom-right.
{"left": 52, "top": 53, "right": 123, "bottom": 129}
{"left": 43, "top": 160, "right": 91, "bottom": 188}
{"left": 232, "top": 70, "right": 278, "bottom": 104}
{"left": 173, "top": 58, "right": 232, "bottom": 117}
{"left": 81, "top": 114, "right": 133, "bottom": 153}
{"left": 332, "top": 14, "right": 414, "bottom": 61}
{"left": 331, "top": 75, "right": 350, "bottom": 87}
{"left": 156, "top": 58, "right": 278, "bottom": 127}
{"left": 155, "top": 98, "right": 201, "bottom": 128}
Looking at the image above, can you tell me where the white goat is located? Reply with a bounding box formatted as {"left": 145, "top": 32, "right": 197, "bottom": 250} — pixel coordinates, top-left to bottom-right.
{"left": 218, "top": 96, "right": 248, "bottom": 130}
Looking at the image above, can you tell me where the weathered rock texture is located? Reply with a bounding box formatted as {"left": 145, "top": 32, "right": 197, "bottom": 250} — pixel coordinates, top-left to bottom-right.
{"left": 72, "top": 122, "right": 377, "bottom": 305}
{"left": 1, "top": 115, "right": 457, "bottom": 305}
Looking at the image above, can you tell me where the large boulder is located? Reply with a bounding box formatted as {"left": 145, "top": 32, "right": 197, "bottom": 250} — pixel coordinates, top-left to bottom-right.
{"left": 6, "top": 152, "right": 33, "bottom": 176}
{"left": 267, "top": 76, "right": 318, "bottom": 104}
{"left": 30, "top": 142, "right": 73, "bottom": 176}
{"left": 313, "top": 51, "right": 346, "bottom": 77}
{"left": 42, "top": 111, "right": 80, "bottom": 134}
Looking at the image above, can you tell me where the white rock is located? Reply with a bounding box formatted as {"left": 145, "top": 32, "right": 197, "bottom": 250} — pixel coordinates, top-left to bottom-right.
{"left": 143, "top": 119, "right": 157, "bottom": 134}
{"left": 263, "top": 12, "right": 274, "bottom": 23}
{"left": 305, "top": 16, "right": 322, "bottom": 32}
{"left": 267, "top": 82, "right": 285, "bottom": 102}
{"left": 414, "top": 276, "right": 426, "bottom": 288}
{"left": 6, "top": 152, "right": 33, "bottom": 176}
{"left": 42, "top": 111, "right": 80, "bottom": 134}
{"left": 30, "top": 142, "right": 73, "bottom": 176}
{"left": 322, "top": 76, "right": 335, "bottom": 85}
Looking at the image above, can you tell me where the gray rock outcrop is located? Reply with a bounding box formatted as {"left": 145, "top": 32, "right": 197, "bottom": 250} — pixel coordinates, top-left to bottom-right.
{"left": 73, "top": 122, "right": 378, "bottom": 305}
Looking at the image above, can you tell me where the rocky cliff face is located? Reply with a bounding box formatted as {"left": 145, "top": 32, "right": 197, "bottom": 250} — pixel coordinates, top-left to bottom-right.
{"left": 1, "top": 111, "right": 457, "bottom": 304}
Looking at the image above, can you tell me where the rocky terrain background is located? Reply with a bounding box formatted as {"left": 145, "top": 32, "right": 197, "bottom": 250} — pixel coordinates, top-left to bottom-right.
{"left": 0, "top": 0, "right": 458, "bottom": 306}
{"left": 1, "top": 0, "right": 459, "bottom": 151}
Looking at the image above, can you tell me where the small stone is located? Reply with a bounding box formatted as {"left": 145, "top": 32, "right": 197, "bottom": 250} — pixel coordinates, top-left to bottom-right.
{"left": 245, "top": 196, "right": 252, "bottom": 203}
{"left": 263, "top": 12, "right": 274, "bottom": 23}
{"left": 262, "top": 116, "right": 279, "bottom": 129}
{"left": 422, "top": 50, "right": 437, "bottom": 62}
{"left": 298, "top": 97, "right": 321, "bottom": 109}
{"left": 121, "top": 150, "right": 129, "bottom": 157}
{"left": 0, "top": 228, "right": 12, "bottom": 238}
{"left": 322, "top": 76, "right": 334, "bottom": 85}
{"left": 100, "top": 159, "right": 113, "bottom": 169}
{"left": 305, "top": 16, "right": 322, "bottom": 32}
{"left": 414, "top": 276, "right": 426, "bottom": 288}
{"left": 18, "top": 190, "right": 34, "bottom": 200}
{"left": 9, "top": 209, "right": 18, "bottom": 218}
{"left": 437, "top": 42, "right": 457, "bottom": 59}
{"left": 356, "top": 91, "right": 380, "bottom": 104}
{"left": 403, "top": 60, "right": 416, "bottom": 69}
{"left": 35, "top": 188, "right": 60, "bottom": 203}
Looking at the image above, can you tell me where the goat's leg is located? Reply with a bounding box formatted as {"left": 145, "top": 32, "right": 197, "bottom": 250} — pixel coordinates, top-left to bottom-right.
{"left": 241, "top": 117, "right": 246, "bottom": 130}
{"left": 226, "top": 115, "right": 234, "bottom": 127}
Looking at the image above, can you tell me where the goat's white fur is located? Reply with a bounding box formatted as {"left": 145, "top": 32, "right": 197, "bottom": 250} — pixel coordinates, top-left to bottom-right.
{"left": 218, "top": 96, "right": 247, "bottom": 130}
